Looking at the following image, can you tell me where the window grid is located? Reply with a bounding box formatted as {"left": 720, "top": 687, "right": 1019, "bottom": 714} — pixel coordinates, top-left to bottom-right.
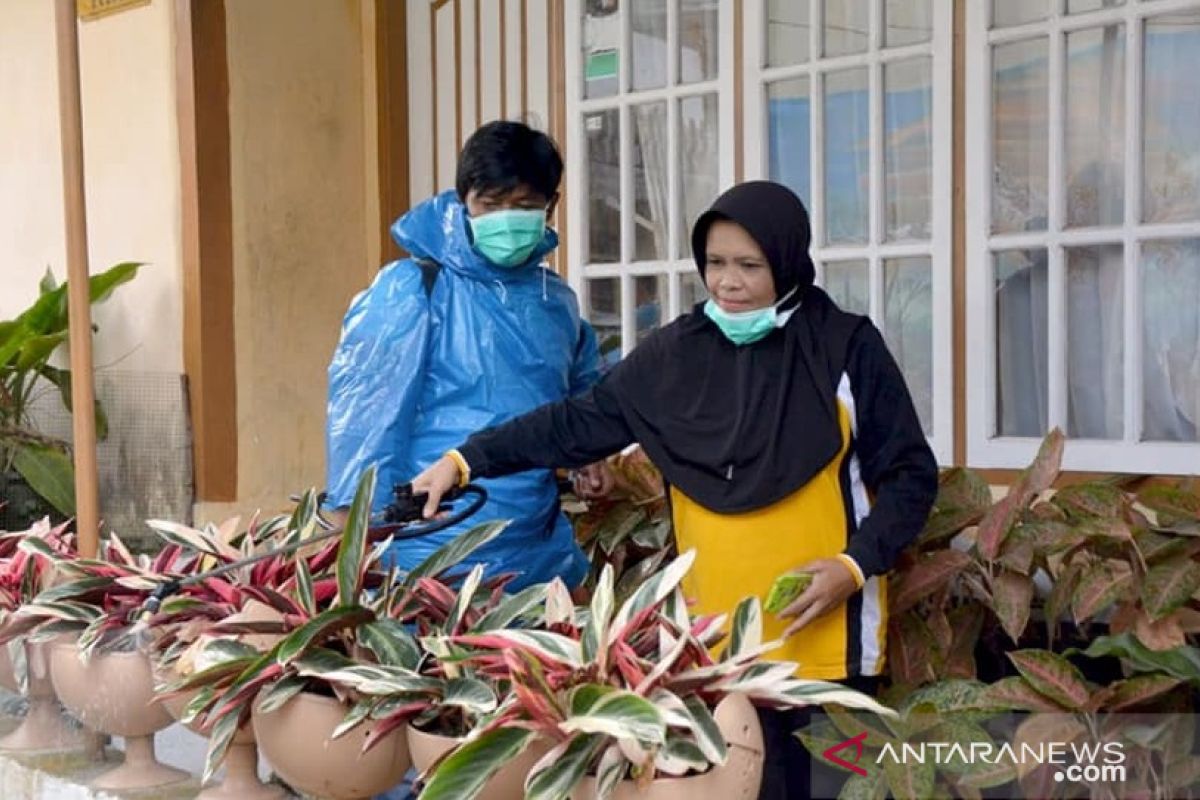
{"left": 966, "top": 0, "right": 1200, "bottom": 473}
{"left": 566, "top": 0, "right": 735, "bottom": 357}
{"left": 743, "top": 0, "right": 953, "bottom": 462}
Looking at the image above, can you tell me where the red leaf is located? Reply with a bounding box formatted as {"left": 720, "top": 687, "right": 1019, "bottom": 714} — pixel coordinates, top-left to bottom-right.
{"left": 890, "top": 550, "right": 974, "bottom": 614}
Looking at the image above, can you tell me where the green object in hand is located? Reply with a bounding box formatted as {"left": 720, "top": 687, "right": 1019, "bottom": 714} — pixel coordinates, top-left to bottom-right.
{"left": 764, "top": 572, "right": 814, "bottom": 613}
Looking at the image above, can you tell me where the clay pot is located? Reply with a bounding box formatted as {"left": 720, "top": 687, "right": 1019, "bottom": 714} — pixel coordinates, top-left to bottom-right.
{"left": 408, "top": 724, "right": 553, "bottom": 799}
{"left": 0, "top": 640, "right": 82, "bottom": 752}
{"left": 252, "top": 690, "right": 410, "bottom": 800}
{"left": 49, "top": 640, "right": 188, "bottom": 791}
{"left": 571, "top": 694, "right": 764, "bottom": 800}
{"left": 155, "top": 666, "right": 284, "bottom": 800}
{"left": 0, "top": 643, "right": 16, "bottom": 692}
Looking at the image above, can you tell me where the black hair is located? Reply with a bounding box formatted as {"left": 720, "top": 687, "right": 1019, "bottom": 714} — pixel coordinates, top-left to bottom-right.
{"left": 455, "top": 120, "right": 563, "bottom": 202}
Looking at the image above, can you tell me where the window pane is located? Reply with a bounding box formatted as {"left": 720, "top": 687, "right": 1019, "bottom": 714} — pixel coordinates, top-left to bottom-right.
{"left": 992, "top": 38, "right": 1049, "bottom": 234}
{"left": 680, "top": 271, "right": 708, "bottom": 310}
{"left": 678, "top": 94, "right": 720, "bottom": 258}
{"left": 1142, "top": 239, "right": 1200, "bottom": 443}
{"left": 824, "top": 68, "right": 870, "bottom": 245}
{"left": 583, "top": 1, "right": 620, "bottom": 99}
{"left": 884, "top": 58, "right": 933, "bottom": 241}
{"left": 1068, "top": 0, "right": 1125, "bottom": 14}
{"left": 767, "top": 77, "right": 812, "bottom": 211}
{"left": 823, "top": 0, "right": 869, "bottom": 57}
{"left": 767, "top": 0, "right": 809, "bottom": 67}
{"left": 631, "top": 0, "right": 667, "bottom": 91}
{"left": 679, "top": 0, "right": 719, "bottom": 84}
{"left": 635, "top": 275, "right": 667, "bottom": 342}
{"left": 885, "top": 0, "right": 932, "bottom": 47}
{"left": 587, "top": 277, "right": 623, "bottom": 369}
{"left": 824, "top": 259, "right": 869, "bottom": 315}
{"left": 1066, "top": 25, "right": 1125, "bottom": 228}
{"left": 632, "top": 103, "right": 669, "bottom": 261}
{"left": 884, "top": 258, "right": 933, "bottom": 435}
{"left": 585, "top": 110, "right": 620, "bottom": 264}
{"left": 992, "top": 0, "right": 1046, "bottom": 29}
{"left": 1143, "top": 12, "right": 1200, "bottom": 224}
{"left": 995, "top": 249, "right": 1049, "bottom": 437}
{"left": 1066, "top": 245, "right": 1124, "bottom": 440}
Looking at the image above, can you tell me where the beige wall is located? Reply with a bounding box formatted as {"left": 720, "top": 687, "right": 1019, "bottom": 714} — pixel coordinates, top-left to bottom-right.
{"left": 220, "top": 0, "right": 373, "bottom": 514}
{"left": 0, "top": 0, "right": 183, "bottom": 375}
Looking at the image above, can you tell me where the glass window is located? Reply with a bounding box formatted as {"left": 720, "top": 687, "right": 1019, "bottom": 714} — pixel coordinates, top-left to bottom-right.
{"left": 884, "top": 58, "right": 933, "bottom": 241}
{"left": 1065, "top": 25, "right": 1125, "bottom": 228}
{"left": 767, "top": 77, "right": 812, "bottom": 211}
{"left": 824, "top": 67, "right": 870, "bottom": 244}
{"left": 884, "top": 257, "right": 934, "bottom": 435}
{"left": 995, "top": 249, "right": 1049, "bottom": 437}
{"left": 1066, "top": 245, "right": 1124, "bottom": 439}
{"left": 992, "top": 38, "right": 1049, "bottom": 234}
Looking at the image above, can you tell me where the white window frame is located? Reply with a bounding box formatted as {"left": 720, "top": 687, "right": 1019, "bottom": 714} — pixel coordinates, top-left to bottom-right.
{"left": 966, "top": 0, "right": 1200, "bottom": 473}
{"left": 565, "top": 0, "right": 736, "bottom": 356}
{"left": 742, "top": 0, "right": 954, "bottom": 464}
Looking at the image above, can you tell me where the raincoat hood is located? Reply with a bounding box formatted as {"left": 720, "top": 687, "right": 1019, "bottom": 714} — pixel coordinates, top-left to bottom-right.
{"left": 391, "top": 190, "right": 559, "bottom": 282}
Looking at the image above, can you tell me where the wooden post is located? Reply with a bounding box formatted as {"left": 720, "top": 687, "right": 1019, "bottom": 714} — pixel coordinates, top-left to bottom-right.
{"left": 53, "top": 0, "right": 101, "bottom": 558}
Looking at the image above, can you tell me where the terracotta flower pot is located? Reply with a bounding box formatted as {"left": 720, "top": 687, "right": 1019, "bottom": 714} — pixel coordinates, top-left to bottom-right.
{"left": 0, "top": 640, "right": 82, "bottom": 752}
{"left": 571, "top": 694, "right": 765, "bottom": 800}
{"left": 252, "top": 690, "right": 410, "bottom": 800}
{"left": 49, "top": 640, "right": 188, "bottom": 791}
{"left": 408, "top": 723, "right": 553, "bottom": 800}
{"left": 155, "top": 666, "right": 284, "bottom": 800}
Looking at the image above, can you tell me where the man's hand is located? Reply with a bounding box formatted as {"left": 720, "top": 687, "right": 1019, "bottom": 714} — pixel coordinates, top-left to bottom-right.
{"left": 777, "top": 558, "right": 859, "bottom": 638}
{"left": 572, "top": 461, "right": 615, "bottom": 500}
{"left": 411, "top": 456, "right": 464, "bottom": 519}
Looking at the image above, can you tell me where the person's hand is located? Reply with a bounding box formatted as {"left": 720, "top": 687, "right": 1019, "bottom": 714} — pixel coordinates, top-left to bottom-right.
{"left": 411, "top": 456, "right": 463, "bottom": 519}
{"left": 777, "top": 558, "right": 859, "bottom": 638}
{"left": 572, "top": 461, "right": 615, "bottom": 500}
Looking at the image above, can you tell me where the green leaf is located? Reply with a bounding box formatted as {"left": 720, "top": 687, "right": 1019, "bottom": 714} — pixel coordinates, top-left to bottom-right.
{"left": 419, "top": 727, "right": 536, "bottom": 800}
{"left": 471, "top": 583, "right": 548, "bottom": 632}
{"left": 1070, "top": 633, "right": 1200, "bottom": 683}
{"left": 201, "top": 703, "right": 244, "bottom": 783}
{"left": 12, "top": 443, "right": 75, "bottom": 515}
{"left": 254, "top": 675, "right": 308, "bottom": 715}
{"left": 38, "top": 268, "right": 58, "bottom": 296}
{"left": 358, "top": 619, "right": 421, "bottom": 669}
{"left": 561, "top": 688, "right": 665, "bottom": 744}
{"left": 15, "top": 333, "right": 67, "bottom": 372}
{"left": 978, "top": 676, "right": 1067, "bottom": 712}
{"left": 37, "top": 365, "right": 109, "bottom": 441}
{"left": 294, "top": 557, "right": 315, "bottom": 615}
{"left": 332, "top": 699, "right": 375, "bottom": 739}
{"left": 593, "top": 744, "right": 627, "bottom": 799}
{"left": 445, "top": 564, "right": 484, "bottom": 633}
{"left": 884, "top": 757, "right": 936, "bottom": 800}
{"left": 609, "top": 549, "right": 696, "bottom": 642}
{"left": 1008, "top": 650, "right": 1091, "bottom": 710}
{"left": 1141, "top": 559, "right": 1200, "bottom": 621}
{"left": 582, "top": 564, "right": 615, "bottom": 663}
{"left": 725, "top": 595, "right": 763, "bottom": 660}
{"left": 275, "top": 605, "right": 374, "bottom": 665}
{"left": 337, "top": 466, "right": 377, "bottom": 607}
{"left": 839, "top": 771, "right": 889, "bottom": 800}
{"left": 443, "top": 677, "right": 497, "bottom": 713}
{"left": 683, "top": 694, "right": 727, "bottom": 764}
{"left": 524, "top": 734, "right": 605, "bottom": 800}
{"left": 1072, "top": 561, "right": 1134, "bottom": 623}
{"left": 404, "top": 520, "right": 509, "bottom": 586}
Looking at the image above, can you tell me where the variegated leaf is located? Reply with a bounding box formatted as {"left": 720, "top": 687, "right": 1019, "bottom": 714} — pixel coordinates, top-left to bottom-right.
{"left": 1008, "top": 650, "right": 1090, "bottom": 710}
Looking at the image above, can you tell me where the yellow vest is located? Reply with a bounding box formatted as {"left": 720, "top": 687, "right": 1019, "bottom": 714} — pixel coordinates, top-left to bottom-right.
{"left": 671, "top": 401, "right": 887, "bottom": 680}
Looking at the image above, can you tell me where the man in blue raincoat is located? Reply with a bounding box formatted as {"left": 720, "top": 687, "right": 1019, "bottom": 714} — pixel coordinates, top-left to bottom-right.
{"left": 325, "top": 121, "right": 607, "bottom": 591}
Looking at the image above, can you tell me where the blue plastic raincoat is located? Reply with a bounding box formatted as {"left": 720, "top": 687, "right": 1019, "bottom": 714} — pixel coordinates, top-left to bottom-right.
{"left": 325, "top": 191, "right": 599, "bottom": 590}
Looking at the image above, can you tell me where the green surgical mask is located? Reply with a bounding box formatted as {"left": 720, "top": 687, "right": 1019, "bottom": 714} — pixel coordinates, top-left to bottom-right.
{"left": 703, "top": 288, "right": 798, "bottom": 346}
{"left": 468, "top": 208, "right": 547, "bottom": 267}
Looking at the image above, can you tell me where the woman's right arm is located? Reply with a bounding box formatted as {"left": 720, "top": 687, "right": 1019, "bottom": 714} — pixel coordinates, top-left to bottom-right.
{"left": 411, "top": 374, "right": 636, "bottom": 517}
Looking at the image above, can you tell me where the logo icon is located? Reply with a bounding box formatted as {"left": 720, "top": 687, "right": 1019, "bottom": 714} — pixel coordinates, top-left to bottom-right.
{"left": 823, "top": 731, "right": 870, "bottom": 777}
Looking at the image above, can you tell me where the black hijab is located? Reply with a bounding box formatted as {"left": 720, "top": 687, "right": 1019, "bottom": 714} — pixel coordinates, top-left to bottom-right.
{"left": 606, "top": 181, "right": 866, "bottom": 513}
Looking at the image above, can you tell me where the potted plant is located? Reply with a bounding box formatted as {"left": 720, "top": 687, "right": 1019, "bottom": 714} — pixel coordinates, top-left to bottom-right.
{"left": 176, "top": 467, "right": 513, "bottom": 800}
{"left": 418, "top": 551, "right": 893, "bottom": 800}
{"left": 18, "top": 526, "right": 203, "bottom": 790}
{"left": 0, "top": 263, "right": 140, "bottom": 530}
{"left": 0, "top": 517, "right": 83, "bottom": 752}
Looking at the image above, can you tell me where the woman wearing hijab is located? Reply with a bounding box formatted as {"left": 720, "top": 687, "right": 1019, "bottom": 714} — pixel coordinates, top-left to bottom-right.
{"left": 412, "top": 181, "right": 938, "bottom": 798}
